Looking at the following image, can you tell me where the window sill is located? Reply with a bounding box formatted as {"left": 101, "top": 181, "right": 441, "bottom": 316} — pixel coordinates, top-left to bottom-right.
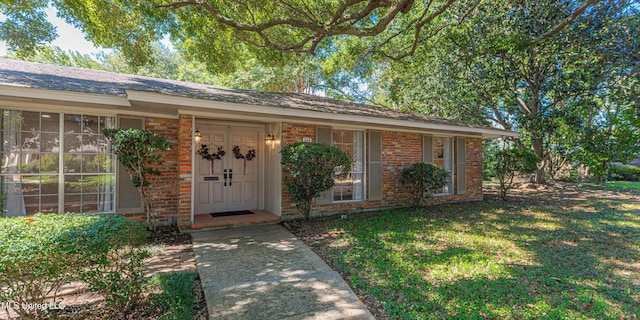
{"left": 331, "top": 199, "right": 364, "bottom": 204}
{"left": 432, "top": 193, "right": 451, "bottom": 197}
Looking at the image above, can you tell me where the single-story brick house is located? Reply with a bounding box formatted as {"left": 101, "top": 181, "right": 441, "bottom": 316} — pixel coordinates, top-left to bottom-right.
{"left": 0, "top": 58, "right": 516, "bottom": 230}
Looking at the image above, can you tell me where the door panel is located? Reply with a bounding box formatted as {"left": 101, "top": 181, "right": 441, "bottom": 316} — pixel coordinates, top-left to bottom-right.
{"left": 194, "top": 127, "right": 259, "bottom": 214}
{"left": 227, "top": 129, "right": 259, "bottom": 211}
{"left": 244, "top": 181, "right": 256, "bottom": 202}
{"left": 198, "top": 182, "right": 209, "bottom": 205}
{"left": 194, "top": 129, "right": 228, "bottom": 214}
{"left": 212, "top": 183, "right": 224, "bottom": 205}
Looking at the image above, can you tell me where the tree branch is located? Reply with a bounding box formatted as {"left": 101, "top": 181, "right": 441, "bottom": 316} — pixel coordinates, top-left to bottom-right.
{"left": 158, "top": 0, "right": 416, "bottom": 53}
{"left": 530, "top": 0, "right": 597, "bottom": 45}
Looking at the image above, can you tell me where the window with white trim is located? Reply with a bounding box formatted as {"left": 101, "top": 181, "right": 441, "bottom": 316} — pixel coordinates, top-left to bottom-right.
{"left": 1, "top": 109, "right": 116, "bottom": 216}
{"left": 433, "top": 136, "right": 454, "bottom": 195}
{"left": 332, "top": 130, "right": 364, "bottom": 202}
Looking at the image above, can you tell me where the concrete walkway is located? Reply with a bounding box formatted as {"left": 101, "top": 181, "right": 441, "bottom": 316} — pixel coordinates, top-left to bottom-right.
{"left": 192, "top": 224, "right": 375, "bottom": 320}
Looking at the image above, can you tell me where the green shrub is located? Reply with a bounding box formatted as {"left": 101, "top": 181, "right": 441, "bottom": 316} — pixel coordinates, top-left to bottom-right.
{"left": 609, "top": 165, "right": 640, "bottom": 181}
{"left": 281, "top": 142, "right": 351, "bottom": 219}
{"left": 401, "top": 163, "right": 449, "bottom": 207}
{"left": 73, "top": 216, "right": 149, "bottom": 315}
{"left": 492, "top": 148, "right": 540, "bottom": 200}
{"left": 81, "top": 246, "right": 149, "bottom": 315}
{"left": 0, "top": 214, "right": 148, "bottom": 319}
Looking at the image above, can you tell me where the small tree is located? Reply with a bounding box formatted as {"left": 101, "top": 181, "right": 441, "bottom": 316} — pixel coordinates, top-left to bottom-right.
{"left": 401, "top": 163, "right": 449, "bottom": 208}
{"left": 103, "top": 128, "right": 171, "bottom": 229}
{"left": 280, "top": 142, "right": 351, "bottom": 219}
{"left": 493, "top": 148, "right": 540, "bottom": 200}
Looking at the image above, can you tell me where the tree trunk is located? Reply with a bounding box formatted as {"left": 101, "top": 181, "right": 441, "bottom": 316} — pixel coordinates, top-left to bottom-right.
{"left": 530, "top": 138, "right": 546, "bottom": 184}
{"left": 599, "top": 160, "right": 610, "bottom": 185}
{"left": 138, "top": 184, "right": 156, "bottom": 230}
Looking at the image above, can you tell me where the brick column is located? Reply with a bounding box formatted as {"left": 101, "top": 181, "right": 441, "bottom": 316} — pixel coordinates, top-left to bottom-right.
{"left": 466, "top": 137, "right": 483, "bottom": 200}
{"left": 145, "top": 118, "right": 179, "bottom": 224}
{"left": 177, "top": 115, "right": 193, "bottom": 230}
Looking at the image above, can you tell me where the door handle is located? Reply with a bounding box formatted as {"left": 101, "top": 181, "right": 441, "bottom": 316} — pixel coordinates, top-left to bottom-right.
{"left": 223, "top": 169, "right": 228, "bottom": 186}
{"left": 229, "top": 169, "right": 233, "bottom": 186}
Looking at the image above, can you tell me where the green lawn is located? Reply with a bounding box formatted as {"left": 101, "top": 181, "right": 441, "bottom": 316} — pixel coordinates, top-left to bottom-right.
{"left": 150, "top": 271, "right": 199, "bottom": 320}
{"left": 292, "top": 183, "right": 640, "bottom": 319}
{"left": 599, "top": 181, "right": 640, "bottom": 193}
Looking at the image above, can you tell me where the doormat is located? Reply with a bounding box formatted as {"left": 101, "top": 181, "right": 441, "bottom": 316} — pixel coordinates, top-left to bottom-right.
{"left": 211, "top": 210, "right": 255, "bottom": 218}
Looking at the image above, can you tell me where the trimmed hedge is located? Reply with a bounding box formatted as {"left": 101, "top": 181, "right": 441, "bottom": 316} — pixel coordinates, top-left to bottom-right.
{"left": 401, "top": 163, "right": 449, "bottom": 207}
{"left": 610, "top": 165, "right": 640, "bottom": 181}
{"left": 0, "top": 214, "right": 148, "bottom": 319}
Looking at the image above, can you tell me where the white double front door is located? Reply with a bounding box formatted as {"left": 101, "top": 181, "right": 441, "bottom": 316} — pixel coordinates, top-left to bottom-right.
{"left": 194, "top": 127, "right": 259, "bottom": 214}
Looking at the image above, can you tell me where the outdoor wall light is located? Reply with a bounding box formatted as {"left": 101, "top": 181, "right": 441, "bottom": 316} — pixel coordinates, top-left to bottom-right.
{"left": 265, "top": 133, "right": 275, "bottom": 145}
{"left": 194, "top": 129, "right": 202, "bottom": 144}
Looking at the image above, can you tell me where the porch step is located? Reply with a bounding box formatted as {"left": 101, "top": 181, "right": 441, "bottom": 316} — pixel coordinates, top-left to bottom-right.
{"left": 190, "top": 210, "right": 281, "bottom": 230}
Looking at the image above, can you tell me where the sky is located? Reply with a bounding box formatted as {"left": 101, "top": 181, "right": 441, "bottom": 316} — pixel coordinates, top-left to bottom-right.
{"left": 0, "top": 8, "right": 105, "bottom": 56}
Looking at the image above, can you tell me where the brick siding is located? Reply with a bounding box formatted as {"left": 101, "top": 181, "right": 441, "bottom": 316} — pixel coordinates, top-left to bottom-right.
{"left": 125, "top": 119, "right": 484, "bottom": 227}
{"left": 280, "top": 122, "right": 484, "bottom": 219}
{"left": 177, "top": 115, "right": 193, "bottom": 229}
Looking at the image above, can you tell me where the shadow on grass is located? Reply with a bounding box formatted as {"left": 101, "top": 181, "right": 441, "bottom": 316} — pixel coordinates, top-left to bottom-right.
{"left": 312, "top": 185, "right": 640, "bottom": 319}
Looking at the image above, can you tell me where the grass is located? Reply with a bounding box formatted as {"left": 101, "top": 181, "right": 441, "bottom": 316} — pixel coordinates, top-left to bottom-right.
{"left": 149, "top": 271, "right": 199, "bottom": 320}
{"left": 599, "top": 181, "right": 640, "bottom": 193}
{"left": 295, "top": 183, "right": 640, "bottom": 319}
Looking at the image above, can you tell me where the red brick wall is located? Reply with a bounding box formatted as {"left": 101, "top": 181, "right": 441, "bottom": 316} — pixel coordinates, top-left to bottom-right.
{"left": 132, "top": 118, "right": 180, "bottom": 224}
{"left": 177, "top": 115, "right": 193, "bottom": 229}
{"left": 120, "top": 117, "right": 180, "bottom": 225}
{"left": 379, "top": 131, "right": 423, "bottom": 207}
{"left": 280, "top": 122, "right": 484, "bottom": 218}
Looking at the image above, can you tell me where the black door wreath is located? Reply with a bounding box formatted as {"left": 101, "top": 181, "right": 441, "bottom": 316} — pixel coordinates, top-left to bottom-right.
{"left": 232, "top": 145, "right": 256, "bottom": 174}
{"left": 197, "top": 145, "right": 225, "bottom": 173}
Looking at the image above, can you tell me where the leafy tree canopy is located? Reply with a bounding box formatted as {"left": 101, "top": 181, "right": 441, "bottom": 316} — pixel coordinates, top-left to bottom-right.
{"left": 1, "top": 0, "right": 596, "bottom": 73}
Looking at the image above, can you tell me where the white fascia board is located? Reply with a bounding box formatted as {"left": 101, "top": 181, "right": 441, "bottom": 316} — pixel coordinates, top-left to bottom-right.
{"left": 127, "top": 90, "right": 518, "bottom": 138}
{"left": 0, "top": 84, "right": 131, "bottom": 107}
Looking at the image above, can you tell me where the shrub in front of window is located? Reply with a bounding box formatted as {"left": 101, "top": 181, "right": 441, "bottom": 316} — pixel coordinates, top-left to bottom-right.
{"left": 281, "top": 142, "right": 351, "bottom": 219}
{"left": 0, "top": 214, "right": 148, "bottom": 319}
{"left": 492, "top": 148, "right": 540, "bottom": 200}
{"left": 103, "top": 128, "right": 171, "bottom": 229}
{"left": 401, "top": 163, "right": 449, "bottom": 208}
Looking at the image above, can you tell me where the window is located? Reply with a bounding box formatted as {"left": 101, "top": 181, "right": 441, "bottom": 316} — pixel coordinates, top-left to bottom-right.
{"left": 433, "top": 136, "right": 454, "bottom": 195}
{"left": 1, "top": 110, "right": 116, "bottom": 215}
{"left": 332, "top": 130, "right": 364, "bottom": 202}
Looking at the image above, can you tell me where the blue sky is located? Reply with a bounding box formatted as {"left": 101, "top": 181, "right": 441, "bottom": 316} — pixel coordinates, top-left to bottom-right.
{"left": 0, "top": 8, "right": 104, "bottom": 56}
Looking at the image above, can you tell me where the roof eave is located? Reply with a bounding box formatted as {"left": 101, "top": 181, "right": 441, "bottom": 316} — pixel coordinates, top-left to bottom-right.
{"left": 126, "top": 90, "right": 517, "bottom": 139}
{"left": 0, "top": 83, "right": 131, "bottom": 107}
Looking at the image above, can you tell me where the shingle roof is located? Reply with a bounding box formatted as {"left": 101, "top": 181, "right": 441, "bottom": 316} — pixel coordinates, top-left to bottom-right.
{"left": 0, "top": 58, "right": 496, "bottom": 131}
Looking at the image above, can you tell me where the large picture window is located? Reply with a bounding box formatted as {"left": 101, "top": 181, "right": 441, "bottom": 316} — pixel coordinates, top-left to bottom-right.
{"left": 433, "top": 136, "right": 454, "bottom": 195}
{"left": 1, "top": 110, "right": 116, "bottom": 216}
{"left": 332, "top": 130, "right": 364, "bottom": 202}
